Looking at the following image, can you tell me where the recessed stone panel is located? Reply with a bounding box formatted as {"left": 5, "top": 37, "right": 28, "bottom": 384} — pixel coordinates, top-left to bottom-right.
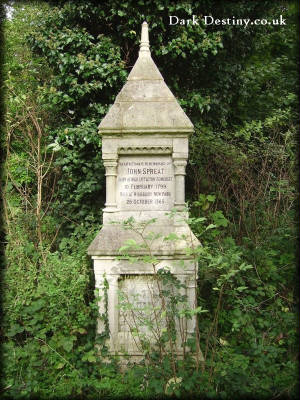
{"left": 117, "top": 274, "right": 162, "bottom": 353}
{"left": 118, "top": 275, "right": 160, "bottom": 332}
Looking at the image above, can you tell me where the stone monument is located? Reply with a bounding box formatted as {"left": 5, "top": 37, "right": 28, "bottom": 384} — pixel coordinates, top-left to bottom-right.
{"left": 88, "top": 22, "right": 201, "bottom": 359}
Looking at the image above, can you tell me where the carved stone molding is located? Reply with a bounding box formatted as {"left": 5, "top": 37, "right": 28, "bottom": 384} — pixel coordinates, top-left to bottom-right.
{"left": 118, "top": 146, "right": 172, "bottom": 155}
{"left": 103, "top": 160, "right": 118, "bottom": 176}
{"left": 173, "top": 159, "right": 187, "bottom": 176}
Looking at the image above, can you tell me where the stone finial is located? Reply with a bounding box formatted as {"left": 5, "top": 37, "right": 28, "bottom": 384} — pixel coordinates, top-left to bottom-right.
{"left": 139, "top": 21, "right": 150, "bottom": 57}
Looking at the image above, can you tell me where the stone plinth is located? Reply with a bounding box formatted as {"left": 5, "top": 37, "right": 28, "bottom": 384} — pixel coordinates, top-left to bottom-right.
{"left": 88, "top": 22, "right": 201, "bottom": 360}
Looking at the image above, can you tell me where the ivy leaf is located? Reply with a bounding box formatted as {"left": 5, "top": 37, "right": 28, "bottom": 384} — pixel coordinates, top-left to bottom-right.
{"left": 55, "top": 362, "right": 65, "bottom": 369}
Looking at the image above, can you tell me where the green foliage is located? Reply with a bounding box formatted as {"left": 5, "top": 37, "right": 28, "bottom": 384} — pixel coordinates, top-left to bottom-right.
{"left": 2, "top": 0, "right": 298, "bottom": 399}
{"left": 2, "top": 223, "right": 101, "bottom": 398}
{"left": 190, "top": 198, "right": 298, "bottom": 399}
{"left": 28, "top": 26, "right": 127, "bottom": 123}
{"left": 50, "top": 118, "right": 105, "bottom": 230}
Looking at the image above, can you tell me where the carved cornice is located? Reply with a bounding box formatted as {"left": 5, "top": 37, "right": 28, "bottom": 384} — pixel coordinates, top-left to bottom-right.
{"left": 118, "top": 146, "right": 172, "bottom": 155}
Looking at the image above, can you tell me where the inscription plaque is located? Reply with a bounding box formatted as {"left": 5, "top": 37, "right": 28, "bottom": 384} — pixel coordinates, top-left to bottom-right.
{"left": 117, "top": 155, "right": 174, "bottom": 211}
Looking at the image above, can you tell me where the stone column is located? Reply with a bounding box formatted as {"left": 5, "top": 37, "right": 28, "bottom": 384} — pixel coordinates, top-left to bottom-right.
{"left": 103, "top": 159, "right": 118, "bottom": 211}
{"left": 173, "top": 159, "right": 187, "bottom": 209}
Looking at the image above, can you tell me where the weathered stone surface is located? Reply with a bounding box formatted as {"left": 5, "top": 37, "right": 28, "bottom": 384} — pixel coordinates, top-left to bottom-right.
{"left": 99, "top": 23, "right": 193, "bottom": 134}
{"left": 87, "top": 220, "right": 199, "bottom": 256}
{"left": 88, "top": 22, "right": 201, "bottom": 360}
{"left": 99, "top": 101, "right": 193, "bottom": 133}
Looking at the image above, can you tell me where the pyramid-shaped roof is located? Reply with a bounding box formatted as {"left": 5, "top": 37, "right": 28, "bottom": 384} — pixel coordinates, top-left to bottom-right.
{"left": 99, "top": 22, "right": 194, "bottom": 134}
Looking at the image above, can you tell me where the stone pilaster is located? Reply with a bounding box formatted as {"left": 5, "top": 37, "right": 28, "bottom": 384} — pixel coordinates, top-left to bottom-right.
{"left": 186, "top": 275, "right": 197, "bottom": 334}
{"left": 176, "top": 275, "right": 188, "bottom": 347}
{"left": 173, "top": 159, "right": 187, "bottom": 210}
{"left": 94, "top": 275, "right": 108, "bottom": 334}
{"left": 103, "top": 159, "right": 118, "bottom": 211}
{"left": 106, "top": 275, "right": 119, "bottom": 351}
